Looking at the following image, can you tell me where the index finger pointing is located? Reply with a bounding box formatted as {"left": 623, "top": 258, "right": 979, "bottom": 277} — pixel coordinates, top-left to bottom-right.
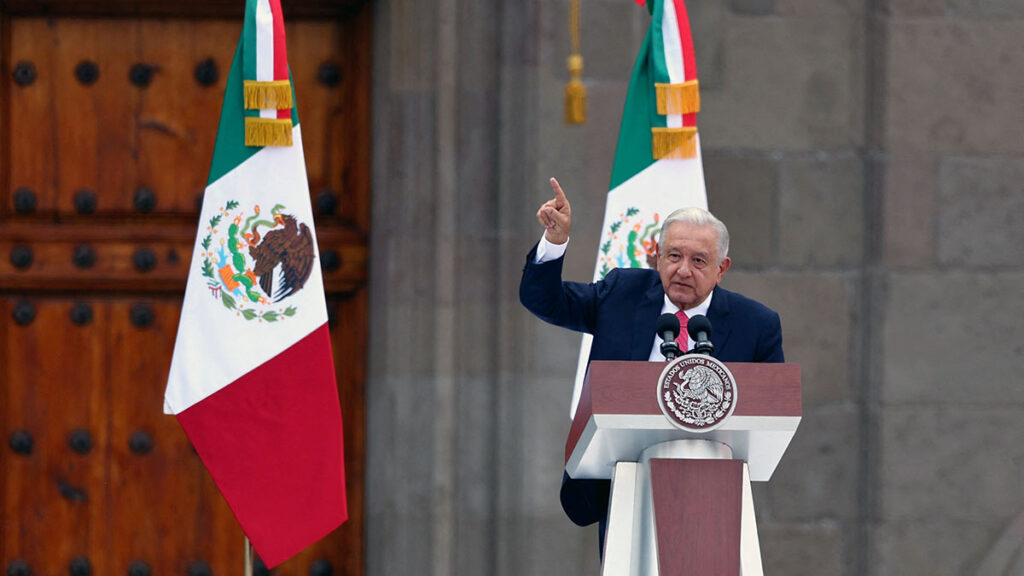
{"left": 549, "top": 177, "right": 568, "bottom": 203}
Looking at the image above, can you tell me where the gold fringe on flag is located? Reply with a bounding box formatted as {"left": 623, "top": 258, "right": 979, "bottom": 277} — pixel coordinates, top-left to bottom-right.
{"left": 651, "top": 127, "right": 698, "bottom": 159}
{"left": 245, "top": 117, "right": 293, "bottom": 147}
{"left": 655, "top": 80, "right": 701, "bottom": 115}
{"left": 243, "top": 80, "right": 294, "bottom": 111}
{"left": 564, "top": 0, "right": 586, "bottom": 124}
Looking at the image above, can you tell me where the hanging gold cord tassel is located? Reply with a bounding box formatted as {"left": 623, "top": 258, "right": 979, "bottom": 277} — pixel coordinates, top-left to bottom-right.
{"left": 245, "top": 117, "right": 293, "bottom": 147}
{"left": 243, "top": 80, "right": 294, "bottom": 111}
{"left": 564, "top": 0, "right": 586, "bottom": 124}
{"left": 651, "top": 127, "right": 698, "bottom": 159}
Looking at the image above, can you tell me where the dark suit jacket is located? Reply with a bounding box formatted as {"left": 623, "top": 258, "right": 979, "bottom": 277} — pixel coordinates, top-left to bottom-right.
{"left": 519, "top": 243, "right": 784, "bottom": 531}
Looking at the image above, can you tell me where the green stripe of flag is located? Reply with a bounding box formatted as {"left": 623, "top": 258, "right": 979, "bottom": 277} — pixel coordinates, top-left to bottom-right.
{"left": 649, "top": 0, "right": 672, "bottom": 86}
{"left": 608, "top": 20, "right": 668, "bottom": 191}
{"left": 242, "top": 0, "right": 258, "bottom": 82}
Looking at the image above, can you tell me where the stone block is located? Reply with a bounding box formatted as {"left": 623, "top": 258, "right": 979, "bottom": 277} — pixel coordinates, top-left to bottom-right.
{"left": 874, "top": 518, "right": 1004, "bottom": 576}
{"left": 882, "top": 272, "right": 1024, "bottom": 405}
{"left": 881, "top": 152, "right": 938, "bottom": 268}
{"left": 465, "top": 231, "right": 503, "bottom": 300}
{"left": 689, "top": 0, "right": 727, "bottom": 90}
{"left": 454, "top": 4, "right": 501, "bottom": 89}
{"left": 498, "top": 0, "right": 538, "bottom": 67}
{"left": 757, "top": 521, "right": 845, "bottom": 576}
{"left": 722, "top": 273, "right": 854, "bottom": 406}
{"left": 876, "top": 0, "right": 944, "bottom": 16}
{"left": 947, "top": 0, "right": 1024, "bottom": 17}
{"left": 704, "top": 153, "right": 777, "bottom": 268}
{"left": 374, "top": 94, "right": 438, "bottom": 236}
{"left": 730, "top": 0, "right": 776, "bottom": 16}
{"left": 701, "top": 15, "right": 864, "bottom": 151}
{"left": 762, "top": 405, "right": 860, "bottom": 521}
{"left": 497, "top": 516, "right": 602, "bottom": 576}
{"left": 387, "top": 0, "right": 440, "bottom": 92}
{"left": 513, "top": 376, "right": 576, "bottom": 492}
{"left": 496, "top": 65, "right": 541, "bottom": 233}
{"left": 878, "top": 407, "right": 1024, "bottom": 521}
{"left": 885, "top": 20, "right": 1024, "bottom": 154}
{"left": 455, "top": 378, "right": 499, "bottom": 507}
{"left": 937, "top": 156, "right": 1024, "bottom": 268}
{"left": 366, "top": 507, "right": 439, "bottom": 575}
{"left": 779, "top": 153, "right": 865, "bottom": 268}
{"left": 456, "top": 94, "right": 501, "bottom": 235}
{"left": 775, "top": 0, "right": 865, "bottom": 16}
{"left": 529, "top": 314, "right": 592, "bottom": 377}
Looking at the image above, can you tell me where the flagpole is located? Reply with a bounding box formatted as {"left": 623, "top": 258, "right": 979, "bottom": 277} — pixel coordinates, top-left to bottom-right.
{"left": 244, "top": 537, "right": 254, "bottom": 576}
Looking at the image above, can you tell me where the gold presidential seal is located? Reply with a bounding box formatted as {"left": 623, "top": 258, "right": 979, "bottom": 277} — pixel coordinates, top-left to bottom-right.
{"left": 657, "top": 355, "right": 737, "bottom": 432}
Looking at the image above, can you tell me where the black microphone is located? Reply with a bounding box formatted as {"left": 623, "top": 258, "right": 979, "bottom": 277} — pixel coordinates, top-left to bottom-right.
{"left": 687, "top": 314, "right": 714, "bottom": 355}
{"left": 656, "top": 313, "right": 681, "bottom": 361}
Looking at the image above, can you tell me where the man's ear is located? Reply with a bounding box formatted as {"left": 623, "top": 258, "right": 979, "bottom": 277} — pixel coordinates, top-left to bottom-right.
{"left": 717, "top": 257, "right": 732, "bottom": 279}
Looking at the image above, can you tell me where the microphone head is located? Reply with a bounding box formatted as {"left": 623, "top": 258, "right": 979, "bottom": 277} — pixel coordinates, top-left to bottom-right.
{"left": 687, "top": 314, "right": 712, "bottom": 339}
{"left": 655, "top": 312, "right": 680, "bottom": 338}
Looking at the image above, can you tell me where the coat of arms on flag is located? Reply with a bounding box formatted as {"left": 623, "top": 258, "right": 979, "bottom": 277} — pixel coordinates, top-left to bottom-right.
{"left": 200, "top": 200, "right": 314, "bottom": 321}
{"left": 164, "top": 0, "right": 347, "bottom": 568}
{"left": 598, "top": 208, "right": 662, "bottom": 278}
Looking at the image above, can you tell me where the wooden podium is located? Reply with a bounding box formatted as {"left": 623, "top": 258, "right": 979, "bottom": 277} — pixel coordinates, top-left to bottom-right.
{"left": 565, "top": 360, "right": 801, "bottom": 576}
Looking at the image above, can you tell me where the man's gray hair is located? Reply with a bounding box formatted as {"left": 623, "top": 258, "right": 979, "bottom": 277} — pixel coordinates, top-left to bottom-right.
{"left": 658, "top": 206, "right": 730, "bottom": 263}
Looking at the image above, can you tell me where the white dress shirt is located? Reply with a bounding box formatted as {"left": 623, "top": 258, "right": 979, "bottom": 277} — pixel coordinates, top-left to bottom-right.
{"left": 647, "top": 292, "right": 713, "bottom": 360}
{"left": 534, "top": 233, "right": 568, "bottom": 263}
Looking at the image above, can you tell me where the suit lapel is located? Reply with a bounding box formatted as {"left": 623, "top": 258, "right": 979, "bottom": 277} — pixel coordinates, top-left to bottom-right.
{"left": 630, "top": 276, "right": 666, "bottom": 360}
{"left": 707, "top": 285, "right": 733, "bottom": 357}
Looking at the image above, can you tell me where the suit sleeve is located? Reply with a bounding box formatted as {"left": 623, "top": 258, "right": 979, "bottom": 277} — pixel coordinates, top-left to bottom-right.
{"left": 519, "top": 243, "right": 616, "bottom": 335}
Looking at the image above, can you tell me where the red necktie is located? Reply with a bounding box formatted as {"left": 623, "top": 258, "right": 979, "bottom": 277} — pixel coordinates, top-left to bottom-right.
{"left": 675, "top": 310, "right": 689, "bottom": 352}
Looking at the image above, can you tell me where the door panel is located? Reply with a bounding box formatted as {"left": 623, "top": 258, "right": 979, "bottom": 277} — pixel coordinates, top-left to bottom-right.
{"left": 2, "top": 4, "right": 369, "bottom": 575}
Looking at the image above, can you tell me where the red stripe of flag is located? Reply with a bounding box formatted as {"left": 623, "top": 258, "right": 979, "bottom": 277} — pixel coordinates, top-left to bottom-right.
{"left": 176, "top": 324, "right": 346, "bottom": 568}
{"left": 269, "top": 0, "right": 291, "bottom": 120}
{"left": 672, "top": 0, "right": 698, "bottom": 127}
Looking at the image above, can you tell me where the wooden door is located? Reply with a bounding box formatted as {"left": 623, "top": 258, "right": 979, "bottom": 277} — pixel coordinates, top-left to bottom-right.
{"left": 0, "top": 2, "right": 370, "bottom": 575}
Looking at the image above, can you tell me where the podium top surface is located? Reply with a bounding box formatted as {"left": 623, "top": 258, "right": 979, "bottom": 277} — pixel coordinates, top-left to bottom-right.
{"left": 566, "top": 360, "right": 802, "bottom": 482}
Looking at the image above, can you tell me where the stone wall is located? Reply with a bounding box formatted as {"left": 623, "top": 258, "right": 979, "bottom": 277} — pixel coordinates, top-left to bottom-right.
{"left": 367, "top": 1, "right": 1024, "bottom": 575}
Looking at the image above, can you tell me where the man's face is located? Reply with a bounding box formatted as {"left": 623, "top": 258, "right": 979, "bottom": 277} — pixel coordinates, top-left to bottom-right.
{"left": 656, "top": 221, "right": 731, "bottom": 311}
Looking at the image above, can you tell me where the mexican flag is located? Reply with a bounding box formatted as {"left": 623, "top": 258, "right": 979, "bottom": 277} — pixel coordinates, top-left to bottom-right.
{"left": 570, "top": 0, "right": 708, "bottom": 418}
{"left": 164, "top": 0, "right": 346, "bottom": 567}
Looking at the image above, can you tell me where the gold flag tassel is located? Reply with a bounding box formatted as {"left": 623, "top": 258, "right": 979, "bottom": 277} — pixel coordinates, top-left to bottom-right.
{"left": 243, "top": 80, "right": 294, "bottom": 110}
{"left": 564, "top": 0, "right": 586, "bottom": 124}
{"left": 245, "top": 117, "right": 293, "bottom": 147}
{"left": 651, "top": 126, "right": 698, "bottom": 159}
{"left": 655, "top": 80, "right": 701, "bottom": 115}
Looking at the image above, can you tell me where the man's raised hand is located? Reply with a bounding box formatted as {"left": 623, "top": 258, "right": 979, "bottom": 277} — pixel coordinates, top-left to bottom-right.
{"left": 537, "top": 177, "right": 571, "bottom": 245}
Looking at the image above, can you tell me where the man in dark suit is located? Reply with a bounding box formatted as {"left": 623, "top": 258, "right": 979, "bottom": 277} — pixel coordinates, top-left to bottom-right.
{"left": 520, "top": 177, "right": 784, "bottom": 551}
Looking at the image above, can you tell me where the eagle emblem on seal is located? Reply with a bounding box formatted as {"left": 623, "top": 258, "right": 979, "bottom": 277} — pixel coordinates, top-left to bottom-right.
{"left": 657, "top": 355, "right": 737, "bottom": 432}
{"left": 199, "top": 200, "right": 315, "bottom": 322}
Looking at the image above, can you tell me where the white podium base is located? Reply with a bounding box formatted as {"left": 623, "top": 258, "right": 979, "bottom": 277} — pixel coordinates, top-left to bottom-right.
{"left": 601, "top": 439, "right": 764, "bottom": 576}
